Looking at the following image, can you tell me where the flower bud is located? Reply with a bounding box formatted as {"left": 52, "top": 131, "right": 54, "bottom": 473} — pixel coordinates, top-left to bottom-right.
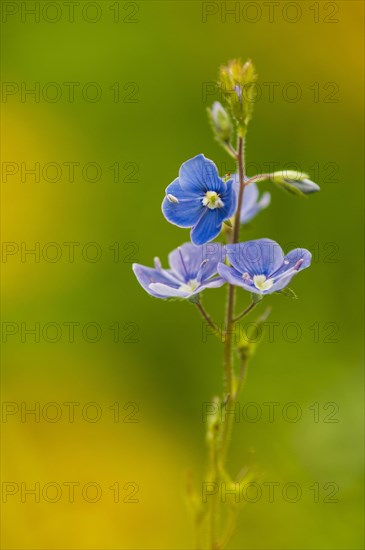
{"left": 272, "top": 171, "right": 320, "bottom": 196}
{"left": 207, "top": 101, "right": 233, "bottom": 144}
{"left": 219, "top": 59, "right": 257, "bottom": 128}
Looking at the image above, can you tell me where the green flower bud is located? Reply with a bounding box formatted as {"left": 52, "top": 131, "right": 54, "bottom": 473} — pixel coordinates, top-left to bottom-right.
{"left": 219, "top": 59, "right": 258, "bottom": 128}
{"left": 272, "top": 171, "right": 320, "bottom": 196}
{"left": 207, "top": 101, "right": 233, "bottom": 144}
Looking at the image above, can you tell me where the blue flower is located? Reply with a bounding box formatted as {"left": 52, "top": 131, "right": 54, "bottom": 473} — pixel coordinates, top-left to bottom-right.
{"left": 233, "top": 176, "right": 271, "bottom": 224}
{"left": 218, "top": 238, "right": 311, "bottom": 295}
{"left": 133, "top": 242, "right": 226, "bottom": 299}
{"left": 162, "top": 154, "right": 237, "bottom": 246}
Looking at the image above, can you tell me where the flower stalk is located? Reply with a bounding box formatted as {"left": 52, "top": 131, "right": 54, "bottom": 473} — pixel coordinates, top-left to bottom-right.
{"left": 131, "top": 57, "right": 319, "bottom": 550}
{"left": 207, "top": 133, "right": 247, "bottom": 549}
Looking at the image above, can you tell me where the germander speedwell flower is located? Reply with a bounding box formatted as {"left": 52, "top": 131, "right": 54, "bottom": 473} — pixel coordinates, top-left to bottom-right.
{"left": 132, "top": 57, "right": 320, "bottom": 548}
{"left": 218, "top": 238, "right": 311, "bottom": 295}
{"left": 162, "top": 154, "right": 237, "bottom": 246}
{"left": 133, "top": 242, "right": 225, "bottom": 299}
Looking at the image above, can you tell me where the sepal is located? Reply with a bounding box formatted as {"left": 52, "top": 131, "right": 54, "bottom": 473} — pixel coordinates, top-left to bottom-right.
{"left": 251, "top": 293, "right": 263, "bottom": 304}
{"left": 277, "top": 287, "right": 298, "bottom": 299}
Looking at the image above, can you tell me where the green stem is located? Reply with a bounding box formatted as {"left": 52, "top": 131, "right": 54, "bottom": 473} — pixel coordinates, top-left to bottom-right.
{"left": 220, "top": 133, "right": 246, "bottom": 458}
{"left": 195, "top": 302, "right": 221, "bottom": 338}
{"left": 223, "top": 285, "right": 235, "bottom": 398}
{"left": 233, "top": 136, "right": 246, "bottom": 244}
{"left": 222, "top": 142, "right": 237, "bottom": 159}
{"left": 245, "top": 173, "right": 273, "bottom": 185}
{"left": 218, "top": 506, "right": 239, "bottom": 550}
{"left": 233, "top": 300, "right": 259, "bottom": 323}
{"left": 207, "top": 135, "right": 246, "bottom": 549}
{"left": 209, "top": 440, "right": 219, "bottom": 549}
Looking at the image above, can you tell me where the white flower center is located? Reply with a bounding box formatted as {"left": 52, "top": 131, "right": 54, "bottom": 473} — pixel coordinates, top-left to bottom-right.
{"left": 202, "top": 191, "right": 224, "bottom": 210}
{"left": 252, "top": 274, "right": 274, "bottom": 291}
{"left": 178, "top": 279, "right": 199, "bottom": 294}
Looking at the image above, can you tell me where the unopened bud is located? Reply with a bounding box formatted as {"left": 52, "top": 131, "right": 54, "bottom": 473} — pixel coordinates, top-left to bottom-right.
{"left": 219, "top": 59, "right": 258, "bottom": 127}
{"left": 207, "top": 101, "right": 233, "bottom": 143}
{"left": 272, "top": 171, "right": 320, "bottom": 196}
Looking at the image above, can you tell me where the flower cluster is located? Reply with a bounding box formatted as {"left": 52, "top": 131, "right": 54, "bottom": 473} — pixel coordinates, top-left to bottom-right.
{"left": 133, "top": 154, "right": 317, "bottom": 301}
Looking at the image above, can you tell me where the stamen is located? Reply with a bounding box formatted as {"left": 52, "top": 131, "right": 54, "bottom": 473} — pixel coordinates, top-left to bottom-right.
{"left": 294, "top": 258, "right": 304, "bottom": 270}
{"left": 270, "top": 258, "right": 305, "bottom": 284}
{"left": 178, "top": 279, "right": 199, "bottom": 294}
{"left": 202, "top": 191, "right": 224, "bottom": 210}
{"left": 253, "top": 274, "right": 274, "bottom": 291}
{"left": 196, "top": 260, "right": 209, "bottom": 284}
{"left": 166, "top": 194, "right": 179, "bottom": 203}
{"left": 154, "top": 257, "right": 162, "bottom": 270}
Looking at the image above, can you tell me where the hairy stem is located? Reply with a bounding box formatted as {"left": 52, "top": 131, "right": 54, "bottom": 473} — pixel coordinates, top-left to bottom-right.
{"left": 233, "top": 300, "right": 259, "bottom": 323}
{"left": 233, "top": 136, "right": 246, "bottom": 243}
{"left": 220, "top": 134, "right": 246, "bottom": 459}
{"left": 195, "top": 302, "right": 220, "bottom": 337}
{"left": 245, "top": 173, "right": 273, "bottom": 185}
{"left": 222, "top": 142, "right": 238, "bottom": 159}
{"left": 208, "top": 135, "right": 246, "bottom": 550}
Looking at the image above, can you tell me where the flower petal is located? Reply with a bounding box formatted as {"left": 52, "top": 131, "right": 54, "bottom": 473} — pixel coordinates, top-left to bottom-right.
{"left": 196, "top": 276, "right": 226, "bottom": 291}
{"left": 270, "top": 249, "right": 312, "bottom": 292}
{"left": 168, "top": 242, "right": 225, "bottom": 282}
{"left": 220, "top": 179, "right": 238, "bottom": 220}
{"left": 233, "top": 176, "right": 258, "bottom": 208}
{"left": 168, "top": 242, "right": 207, "bottom": 281}
{"left": 232, "top": 177, "right": 271, "bottom": 224}
{"left": 226, "top": 239, "right": 284, "bottom": 277}
{"left": 179, "top": 154, "right": 225, "bottom": 194}
{"left": 162, "top": 178, "right": 204, "bottom": 228}
{"left": 272, "top": 248, "right": 312, "bottom": 277}
{"left": 197, "top": 243, "right": 226, "bottom": 281}
{"left": 149, "top": 283, "right": 190, "bottom": 299}
{"left": 217, "top": 263, "right": 258, "bottom": 293}
{"left": 241, "top": 190, "right": 271, "bottom": 224}
{"left": 300, "top": 179, "right": 320, "bottom": 193}
{"left": 190, "top": 209, "right": 222, "bottom": 246}
{"left": 132, "top": 263, "right": 181, "bottom": 298}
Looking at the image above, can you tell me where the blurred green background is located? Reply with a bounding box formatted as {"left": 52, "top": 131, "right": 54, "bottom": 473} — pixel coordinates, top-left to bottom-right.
{"left": 1, "top": 1, "right": 364, "bottom": 548}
